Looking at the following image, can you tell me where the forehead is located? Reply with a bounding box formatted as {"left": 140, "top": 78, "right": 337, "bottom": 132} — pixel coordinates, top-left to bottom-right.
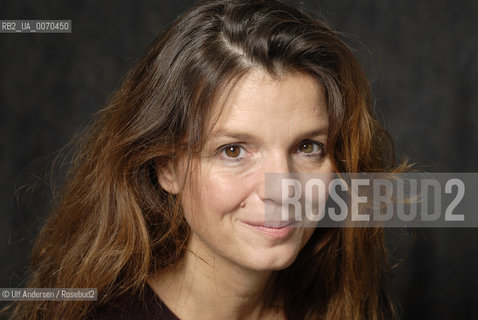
{"left": 208, "top": 70, "right": 328, "bottom": 136}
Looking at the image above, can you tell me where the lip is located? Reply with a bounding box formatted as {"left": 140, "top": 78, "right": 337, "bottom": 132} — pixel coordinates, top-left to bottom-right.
{"left": 241, "top": 221, "right": 297, "bottom": 239}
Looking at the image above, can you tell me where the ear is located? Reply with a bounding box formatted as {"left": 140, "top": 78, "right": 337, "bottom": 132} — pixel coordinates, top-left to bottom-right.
{"left": 156, "top": 160, "right": 180, "bottom": 195}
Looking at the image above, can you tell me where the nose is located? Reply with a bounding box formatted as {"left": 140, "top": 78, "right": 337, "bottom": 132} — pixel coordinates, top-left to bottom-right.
{"left": 256, "top": 151, "right": 293, "bottom": 203}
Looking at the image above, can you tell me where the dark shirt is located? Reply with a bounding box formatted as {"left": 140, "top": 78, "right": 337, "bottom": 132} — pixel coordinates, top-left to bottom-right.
{"left": 87, "top": 284, "right": 180, "bottom": 320}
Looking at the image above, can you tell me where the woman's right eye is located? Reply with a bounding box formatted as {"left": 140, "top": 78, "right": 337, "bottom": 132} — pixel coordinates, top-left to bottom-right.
{"left": 218, "top": 144, "right": 246, "bottom": 160}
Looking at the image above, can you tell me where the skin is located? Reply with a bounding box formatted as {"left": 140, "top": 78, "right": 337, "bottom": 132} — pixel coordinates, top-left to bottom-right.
{"left": 150, "top": 70, "right": 334, "bottom": 320}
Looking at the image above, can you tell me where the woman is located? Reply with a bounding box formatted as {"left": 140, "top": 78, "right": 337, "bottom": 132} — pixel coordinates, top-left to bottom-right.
{"left": 8, "top": 0, "right": 403, "bottom": 319}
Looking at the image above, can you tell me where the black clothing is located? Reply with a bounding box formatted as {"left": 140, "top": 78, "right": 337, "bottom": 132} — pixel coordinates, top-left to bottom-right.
{"left": 87, "top": 284, "right": 180, "bottom": 320}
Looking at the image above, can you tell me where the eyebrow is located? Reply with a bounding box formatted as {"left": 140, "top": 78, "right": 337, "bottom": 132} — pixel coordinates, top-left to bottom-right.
{"left": 294, "top": 128, "right": 329, "bottom": 140}
{"left": 209, "top": 131, "right": 255, "bottom": 141}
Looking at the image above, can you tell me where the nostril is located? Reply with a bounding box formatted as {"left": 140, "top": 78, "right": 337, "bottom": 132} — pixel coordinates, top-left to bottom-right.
{"left": 263, "top": 172, "right": 298, "bottom": 203}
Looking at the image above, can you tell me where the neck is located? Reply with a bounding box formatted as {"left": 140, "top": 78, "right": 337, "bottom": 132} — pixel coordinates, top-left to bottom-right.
{"left": 148, "top": 236, "right": 281, "bottom": 320}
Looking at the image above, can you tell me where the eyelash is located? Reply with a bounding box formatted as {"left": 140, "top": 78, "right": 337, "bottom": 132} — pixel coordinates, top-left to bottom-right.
{"left": 295, "top": 140, "right": 325, "bottom": 158}
{"left": 216, "top": 140, "right": 325, "bottom": 162}
{"left": 217, "top": 144, "right": 247, "bottom": 162}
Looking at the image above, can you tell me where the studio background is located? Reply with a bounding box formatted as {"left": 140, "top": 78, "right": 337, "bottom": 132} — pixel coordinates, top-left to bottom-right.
{"left": 1, "top": 1, "right": 477, "bottom": 319}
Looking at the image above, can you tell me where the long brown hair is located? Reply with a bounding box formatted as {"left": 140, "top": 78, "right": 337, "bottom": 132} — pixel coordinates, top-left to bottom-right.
{"left": 8, "top": 0, "right": 404, "bottom": 319}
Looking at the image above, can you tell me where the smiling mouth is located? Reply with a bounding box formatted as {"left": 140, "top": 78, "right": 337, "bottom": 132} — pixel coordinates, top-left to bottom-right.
{"left": 242, "top": 221, "right": 297, "bottom": 238}
{"left": 244, "top": 219, "right": 297, "bottom": 227}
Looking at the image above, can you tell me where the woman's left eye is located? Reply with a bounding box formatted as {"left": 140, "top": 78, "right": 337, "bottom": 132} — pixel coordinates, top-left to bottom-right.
{"left": 296, "top": 141, "right": 324, "bottom": 156}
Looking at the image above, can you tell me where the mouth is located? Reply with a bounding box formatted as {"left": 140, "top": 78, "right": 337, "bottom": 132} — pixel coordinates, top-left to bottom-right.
{"left": 248, "top": 221, "right": 297, "bottom": 228}
{"left": 242, "top": 220, "right": 297, "bottom": 238}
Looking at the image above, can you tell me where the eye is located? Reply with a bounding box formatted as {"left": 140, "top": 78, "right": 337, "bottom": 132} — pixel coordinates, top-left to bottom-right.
{"left": 296, "top": 141, "right": 324, "bottom": 156}
{"left": 219, "top": 144, "right": 246, "bottom": 160}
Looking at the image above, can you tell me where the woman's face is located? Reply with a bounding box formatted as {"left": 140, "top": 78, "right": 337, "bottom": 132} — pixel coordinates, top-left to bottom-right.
{"left": 161, "top": 70, "right": 334, "bottom": 272}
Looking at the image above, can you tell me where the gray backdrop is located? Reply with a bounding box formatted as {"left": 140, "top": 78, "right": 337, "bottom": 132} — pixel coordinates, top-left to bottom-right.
{"left": 1, "top": 1, "right": 477, "bottom": 319}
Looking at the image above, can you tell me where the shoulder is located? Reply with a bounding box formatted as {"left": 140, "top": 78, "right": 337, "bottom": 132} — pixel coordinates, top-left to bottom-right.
{"left": 86, "top": 284, "right": 179, "bottom": 320}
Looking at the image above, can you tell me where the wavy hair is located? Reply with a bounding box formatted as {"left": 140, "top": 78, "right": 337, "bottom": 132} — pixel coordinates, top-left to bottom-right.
{"left": 8, "top": 0, "right": 405, "bottom": 319}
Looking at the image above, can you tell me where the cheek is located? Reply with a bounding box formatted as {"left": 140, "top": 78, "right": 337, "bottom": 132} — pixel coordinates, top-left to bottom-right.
{"left": 181, "top": 171, "right": 250, "bottom": 225}
{"left": 211, "top": 172, "right": 255, "bottom": 208}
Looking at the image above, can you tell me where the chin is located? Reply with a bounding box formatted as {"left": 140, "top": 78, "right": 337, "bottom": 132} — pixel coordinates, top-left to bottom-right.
{"left": 244, "top": 247, "right": 301, "bottom": 271}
